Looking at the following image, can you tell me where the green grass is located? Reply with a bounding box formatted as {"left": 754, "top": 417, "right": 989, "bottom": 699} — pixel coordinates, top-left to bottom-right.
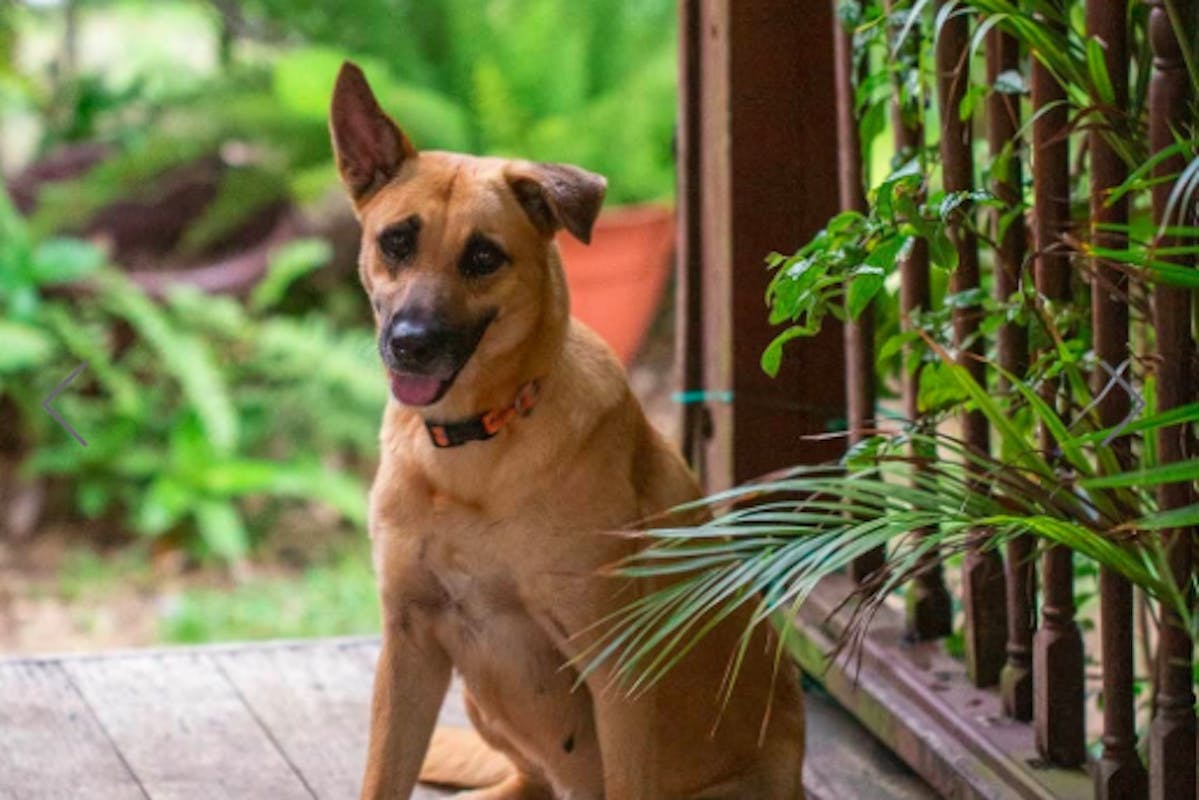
{"left": 159, "top": 546, "right": 380, "bottom": 644}
{"left": 57, "top": 546, "right": 156, "bottom": 603}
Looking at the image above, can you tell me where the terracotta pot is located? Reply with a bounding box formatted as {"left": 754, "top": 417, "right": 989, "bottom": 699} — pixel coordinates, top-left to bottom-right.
{"left": 556, "top": 204, "right": 675, "bottom": 365}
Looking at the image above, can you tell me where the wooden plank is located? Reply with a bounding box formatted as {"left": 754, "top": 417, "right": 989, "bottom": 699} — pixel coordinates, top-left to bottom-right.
{"left": 63, "top": 653, "right": 314, "bottom": 800}
{"left": 1, "top": 637, "right": 938, "bottom": 799}
{"left": 213, "top": 640, "right": 460, "bottom": 799}
{"left": 802, "top": 688, "right": 936, "bottom": 800}
{"left": 213, "top": 642, "right": 375, "bottom": 800}
{"left": 0, "top": 660, "right": 146, "bottom": 800}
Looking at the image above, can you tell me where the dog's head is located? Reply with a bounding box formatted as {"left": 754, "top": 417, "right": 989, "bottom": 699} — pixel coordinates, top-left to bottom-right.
{"left": 329, "top": 62, "right": 606, "bottom": 410}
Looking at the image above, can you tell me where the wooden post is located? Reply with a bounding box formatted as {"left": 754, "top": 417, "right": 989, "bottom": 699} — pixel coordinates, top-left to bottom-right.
{"left": 695, "top": 0, "right": 846, "bottom": 491}
{"left": 1088, "top": 0, "right": 1148, "bottom": 796}
{"left": 1030, "top": 4, "right": 1086, "bottom": 768}
{"left": 987, "top": 24, "right": 1035, "bottom": 721}
{"left": 1146, "top": 3, "right": 1197, "bottom": 797}
{"left": 936, "top": 0, "right": 1006, "bottom": 687}
{"left": 676, "top": 0, "right": 708, "bottom": 475}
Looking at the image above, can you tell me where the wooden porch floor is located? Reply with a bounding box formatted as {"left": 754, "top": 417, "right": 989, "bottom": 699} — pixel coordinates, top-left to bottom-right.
{"left": 0, "top": 637, "right": 935, "bottom": 799}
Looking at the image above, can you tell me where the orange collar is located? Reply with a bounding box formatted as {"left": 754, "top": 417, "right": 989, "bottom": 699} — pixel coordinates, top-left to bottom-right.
{"left": 425, "top": 380, "right": 541, "bottom": 448}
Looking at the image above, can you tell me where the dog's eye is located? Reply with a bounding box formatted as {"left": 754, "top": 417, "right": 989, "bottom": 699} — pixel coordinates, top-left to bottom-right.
{"left": 460, "top": 236, "right": 509, "bottom": 279}
{"left": 378, "top": 218, "right": 420, "bottom": 265}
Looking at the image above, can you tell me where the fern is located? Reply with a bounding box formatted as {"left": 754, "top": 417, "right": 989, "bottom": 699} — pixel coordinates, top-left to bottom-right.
{"left": 97, "top": 272, "right": 240, "bottom": 455}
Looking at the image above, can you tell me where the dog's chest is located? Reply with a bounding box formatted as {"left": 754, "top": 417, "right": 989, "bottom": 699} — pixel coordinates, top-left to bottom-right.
{"left": 395, "top": 524, "right": 538, "bottom": 647}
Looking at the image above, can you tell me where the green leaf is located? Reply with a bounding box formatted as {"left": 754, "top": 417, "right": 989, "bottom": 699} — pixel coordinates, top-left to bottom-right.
{"left": 99, "top": 275, "right": 238, "bottom": 454}
{"left": 1081, "top": 461, "right": 1199, "bottom": 490}
{"left": 846, "top": 269, "right": 885, "bottom": 319}
{"left": 0, "top": 320, "right": 55, "bottom": 372}
{"left": 76, "top": 481, "right": 111, "bottom": 519}
{"left": 194, "top": 500, "right": 250, "bottom": 561}
{"left": 250, "top": 238, "right": 332, "bottom": 312}
{"left": 169, "top": 413, "right": 214, "bottom": 476}
{"left": 918, "top": 360, "right": 969, "bottom": 412}
{"left": 198, "top": 459, "right": 367, "bottom": 528}
{"left": 1073, "top": 402, "right": 1199, "bottom": 446}
{"left": 761, "top": 325, "right": 812, "bottom": 377}
{"left": 865, "top": 234, "right": 911, "bottom": 271}
{"left": 134, "top": 477, "right": 194, "bottom": 536}
{"left": 30, "top": 238, "right": 105, "bottom": 286}
{"left": 1131, "top": 504, "right": 1199, "bottom": 532}
{"left": 1085, "top": 39, "right": 1116, "bottom": 106}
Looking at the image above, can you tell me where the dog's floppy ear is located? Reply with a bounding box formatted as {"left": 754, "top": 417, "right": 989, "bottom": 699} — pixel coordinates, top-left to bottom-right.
{"left": 330, "top": 61, "right": 416, "bottom": 203}
{"left": 506, "top": 162, "right": 607, "bottom": 245}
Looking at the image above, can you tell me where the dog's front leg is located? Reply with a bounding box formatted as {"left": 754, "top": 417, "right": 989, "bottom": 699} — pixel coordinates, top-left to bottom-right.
{"left": 360, "top": 617, "right": 452, "bottom": 800}
{"left": 589, "top": 680, "right": 660, "bottom": 800}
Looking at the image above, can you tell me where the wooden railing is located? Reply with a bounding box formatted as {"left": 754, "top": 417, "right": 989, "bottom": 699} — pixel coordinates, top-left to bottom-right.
{"left": 677, "top": 1, "right": 1195, "bottom": 797}
{"left": 830, "top": 1, "right": 1195, "bottom": 797}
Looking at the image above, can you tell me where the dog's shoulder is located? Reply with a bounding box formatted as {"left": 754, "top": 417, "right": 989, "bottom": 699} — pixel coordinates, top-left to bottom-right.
{"left": 560, "top": 318, "right": 629, "bottom": 407}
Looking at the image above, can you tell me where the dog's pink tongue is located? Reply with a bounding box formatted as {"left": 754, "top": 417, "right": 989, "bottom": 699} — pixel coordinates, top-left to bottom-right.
{"left": 389, "top": 372, "right": 445, "bottom": 406}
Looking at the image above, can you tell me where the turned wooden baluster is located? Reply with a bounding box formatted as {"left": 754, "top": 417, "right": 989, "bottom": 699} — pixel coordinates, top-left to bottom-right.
{"left": 1146, "top": 2, "right": 1197, "bottom": 797}
{"left": 986, "top": 24, "right": 1036, "bottom": 722}
{"left": 887, "top": 0, "right": 953, "bottom": 639}
{"left": 1030, "top": 2, "right": 1086, "bottom": 768}
{"left": 935, "top": 0, "right": 1006, "bottom": 687}
{"left": 1089, "top": 0, "right": 1148, "bottom": 796}
{"left": 834, "top": 0, "right": 884, "bottom": 583}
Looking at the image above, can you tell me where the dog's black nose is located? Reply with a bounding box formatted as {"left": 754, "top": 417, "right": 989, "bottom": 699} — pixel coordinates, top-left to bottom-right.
{"left": 387, "top": 316, "right": 448, "bottom": 371}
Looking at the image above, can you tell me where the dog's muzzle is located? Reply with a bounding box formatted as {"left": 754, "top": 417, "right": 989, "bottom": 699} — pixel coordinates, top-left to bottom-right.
{"left": 380, "top": 311, "right": 494, "bottom": 406}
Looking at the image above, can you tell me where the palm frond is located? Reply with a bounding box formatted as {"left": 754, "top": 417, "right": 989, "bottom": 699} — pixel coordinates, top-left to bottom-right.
{"left": 587, "top": 346, "right": 1198, "bottom": 694}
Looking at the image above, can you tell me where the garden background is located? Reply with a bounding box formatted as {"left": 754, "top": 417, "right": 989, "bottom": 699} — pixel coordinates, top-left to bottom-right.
{"left": 0, "top": 0, "right": 679, "bottom": 651}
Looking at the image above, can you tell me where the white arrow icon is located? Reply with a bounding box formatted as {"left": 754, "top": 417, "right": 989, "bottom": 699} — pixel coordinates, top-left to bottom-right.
{"left": 42, "top": 362, "right": 88, "bottom": 447}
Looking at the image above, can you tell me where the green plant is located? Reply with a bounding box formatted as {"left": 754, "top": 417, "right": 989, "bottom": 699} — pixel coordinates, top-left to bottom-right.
{"left": 246, "top": 0, "right": 678, "bottom": 204}
{"left": 583, "top": 0, "right": 1199, "bottom": 702}
{"left": 585, "top": 355, "right": 1199, "bottom": 694}
{"left": 13, "top": 0, "right": 675, "bottom": 258}
{"left": 0, "top": 188, "right": 381, "bottom": 562}
{"left": 159, "top": 542, "right": 379, "bottom": 643}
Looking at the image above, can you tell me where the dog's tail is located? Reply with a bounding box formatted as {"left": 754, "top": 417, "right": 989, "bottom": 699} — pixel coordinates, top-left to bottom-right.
{"left": 419, "top": 726, "right": 516, "bottom": 789}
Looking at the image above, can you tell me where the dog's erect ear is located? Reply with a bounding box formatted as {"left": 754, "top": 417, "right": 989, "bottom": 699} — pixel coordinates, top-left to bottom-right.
{"left": 506, "top": 162, "right": 607, "bottom": 245}
{"left": 330, "top": 61, "right": 416, "bottom": 203}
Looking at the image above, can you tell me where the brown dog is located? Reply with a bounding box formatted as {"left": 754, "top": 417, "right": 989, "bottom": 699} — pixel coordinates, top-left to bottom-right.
{"left": 330, "top": 61, "right": 805, "bottom": 800}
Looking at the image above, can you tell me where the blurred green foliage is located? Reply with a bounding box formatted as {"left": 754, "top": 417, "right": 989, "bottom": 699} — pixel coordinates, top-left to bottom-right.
{"left": 1, "top": 189, "right": 382, "bottom": 561}
{"left": 234, "top": 0, "right": 677, "bottom": 202}
{"left": 0, "top": 0, "right": 676, "bottom": 567}
{"left": 46, "top": 538, "right": 379, "bottom": 643}
{"left": 159, "top": 544, "right": 379, "bottom": 642}
{"left": 9, "top": 0, "right": 676, "bottom": 233}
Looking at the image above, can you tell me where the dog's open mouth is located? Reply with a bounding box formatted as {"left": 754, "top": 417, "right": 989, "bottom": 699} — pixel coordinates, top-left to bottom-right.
{"left": 389, "top": 370, "right": 458, "bottom": 406}
{"left": 381, "top": 308, "right": 496, "bottom": 407}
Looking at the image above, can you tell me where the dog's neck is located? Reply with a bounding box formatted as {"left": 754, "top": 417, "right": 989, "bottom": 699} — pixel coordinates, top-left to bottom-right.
{"left": 423, "top": 378, "right": 542, "bottom": 448}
